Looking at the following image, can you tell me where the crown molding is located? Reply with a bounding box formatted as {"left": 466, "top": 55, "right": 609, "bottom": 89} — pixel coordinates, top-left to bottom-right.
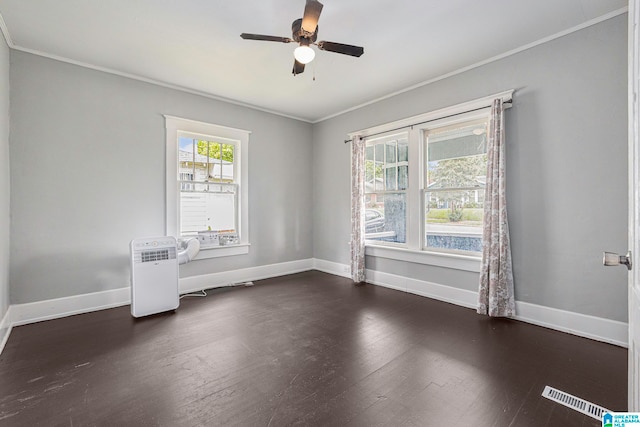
{"left": 0, "top": 8, "right": 312, "bottom": 124}
{"left": 0, "top": 7, "right": 629, "bottom": 124}
{"left": 314, "top": 6, "right": 629, "bottom": 123}
{"left": 14, "top": 44, "right": 314, "bottom": 123}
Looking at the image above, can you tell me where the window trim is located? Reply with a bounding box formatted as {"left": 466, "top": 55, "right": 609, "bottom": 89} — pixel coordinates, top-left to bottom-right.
{"left": 165, "top": 115, "right": 250, "bottom": 260}
{"left": 351, "top": 91, "right": 513, "bottom": 267}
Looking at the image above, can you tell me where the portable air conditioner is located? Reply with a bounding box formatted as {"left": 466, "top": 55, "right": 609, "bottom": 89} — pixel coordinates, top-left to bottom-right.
{"left": 130, "top": 236, "right": 179, "bottom": 318}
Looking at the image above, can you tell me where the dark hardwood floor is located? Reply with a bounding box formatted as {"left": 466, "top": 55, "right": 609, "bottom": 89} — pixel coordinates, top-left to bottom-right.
{"left": 0, "top": 271, "right": 627, "bottom": 426}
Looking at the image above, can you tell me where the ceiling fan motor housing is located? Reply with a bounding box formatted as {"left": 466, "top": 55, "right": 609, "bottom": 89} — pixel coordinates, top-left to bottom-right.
{"left": 292, "top": 18, "right": 318, "bottom": 45}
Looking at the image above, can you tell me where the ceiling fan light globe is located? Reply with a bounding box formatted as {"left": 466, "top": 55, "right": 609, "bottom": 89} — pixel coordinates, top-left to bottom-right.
{"left": 294, "top": 46, "right": 315, "bottom": 64}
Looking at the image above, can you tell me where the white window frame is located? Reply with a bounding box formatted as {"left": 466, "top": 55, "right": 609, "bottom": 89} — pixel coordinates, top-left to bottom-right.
{"left": 363, "top": 131, "right": 410, "bottom": 248}
{"left": 351, "top": 91, "right": 513, "bottom": 272}
{"left": 165, "top": 115, "right": 250, "bottom": 260}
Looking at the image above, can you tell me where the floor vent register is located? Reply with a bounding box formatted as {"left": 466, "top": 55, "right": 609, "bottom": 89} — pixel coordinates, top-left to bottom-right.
{"left": 541, "top": 385, "right": 610, "bottom": 421}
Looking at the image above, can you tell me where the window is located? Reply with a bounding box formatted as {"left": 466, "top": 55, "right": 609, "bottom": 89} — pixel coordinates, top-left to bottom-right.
{"left": 165, "top": 116, "right": 250, "bottom": 259}
{"left": 424, "top": 118, "right": 488, "bottom": 253}
{"left": 355, "top": 91, "right": 512, "bottom": 267}
{"left": 179, "top": 137, "right": 237, "bottom": 235}
{"left": 364, "top": 132, "right": 409, "bottom": 244}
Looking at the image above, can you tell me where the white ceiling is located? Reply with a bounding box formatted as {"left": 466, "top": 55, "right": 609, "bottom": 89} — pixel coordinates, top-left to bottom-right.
{"left": 0, "top": 0, "right": 628, "bottom": 122}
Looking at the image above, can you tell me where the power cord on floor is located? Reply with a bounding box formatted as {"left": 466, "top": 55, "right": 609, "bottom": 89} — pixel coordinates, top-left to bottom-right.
{"left": 179, "top": 290, "right": 207, "bottom": 299}
{"left": 178, "top": 281, "right": 254, "bottom": 300}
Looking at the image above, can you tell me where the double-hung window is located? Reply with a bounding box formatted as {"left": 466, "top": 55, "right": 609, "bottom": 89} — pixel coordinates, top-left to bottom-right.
{"left": 178, "top": 137, "right": 237, "bottom": 235}
{"left": 165, "top": 116, "right": 250, "bottom": 258}
{"left": 423, "top": 117, "right": 488, "bottom": 253}
{"left": 356, "top": 91, "right": 511, "bottom": 267}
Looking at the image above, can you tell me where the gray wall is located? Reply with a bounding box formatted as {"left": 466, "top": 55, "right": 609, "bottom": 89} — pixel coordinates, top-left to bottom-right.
{"left": 9, "top": 52, "right": 313, "bottom": 304}
{"left": 313, "top": 15, "right": 628, "bottom": 322}
{"left": 5, "top": 14, "right": 629, "bottom": 325}
{"left": 0, "top": 31, "right": 9, "bottom": 320}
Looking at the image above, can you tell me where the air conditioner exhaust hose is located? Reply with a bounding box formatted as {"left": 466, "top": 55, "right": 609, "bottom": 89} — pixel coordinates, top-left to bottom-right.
{"left": 177, "top": 238, "right": 200, "bottom": 265}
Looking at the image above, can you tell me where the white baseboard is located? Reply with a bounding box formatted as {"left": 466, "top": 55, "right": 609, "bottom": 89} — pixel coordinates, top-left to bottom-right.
{"left": 7, "top": 258, "right": 315, "bottom": 329}
{"left": 179, "top": 258, "right": 314, "bottom": 294}
{"left": 365, "top": 267, "right": 628, "bottom": 347}
{"left": 10, "top": 287, "right": 131, "bottom": 327}
{"left": 313, "top": 258, "right": 351, "bottom": 278}
{"left": 0, "top": 307, "right": 11, "bottom": 355}
{"left": 514, "top": 301, "right": 628, "bottom": 347}
{"left": 366, "top": 269, "right": 478, "bottom": 309}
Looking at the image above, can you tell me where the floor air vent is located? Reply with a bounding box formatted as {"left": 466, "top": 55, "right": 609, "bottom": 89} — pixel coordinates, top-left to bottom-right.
{"left": 541, "top": 385, "right": 610, "bottom": 420}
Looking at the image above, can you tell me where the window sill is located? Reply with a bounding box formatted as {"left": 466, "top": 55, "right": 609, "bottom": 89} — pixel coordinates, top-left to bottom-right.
{"left": 365, "top": 245, "right": 481, "bottom": 272}
{"left": 193, "top": 243, "right": 250, "bottom": 260}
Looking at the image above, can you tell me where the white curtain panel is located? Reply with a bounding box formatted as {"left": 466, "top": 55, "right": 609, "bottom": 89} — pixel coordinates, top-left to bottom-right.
{"left": 350, "top": 135, "right": 366, "bottom": 283}
{"left": 477, "top": 99, "right": 516, "bottom": 317}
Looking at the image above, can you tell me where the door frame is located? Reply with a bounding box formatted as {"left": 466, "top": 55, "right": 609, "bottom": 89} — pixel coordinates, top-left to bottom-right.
{"left": 628, "top": 0, "right": 639, "bottom": 411}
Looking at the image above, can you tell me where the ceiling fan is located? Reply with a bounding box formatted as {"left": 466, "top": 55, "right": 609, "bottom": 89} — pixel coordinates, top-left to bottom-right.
{"left": 240, "top": 0, "right": 364, "bottom": 76}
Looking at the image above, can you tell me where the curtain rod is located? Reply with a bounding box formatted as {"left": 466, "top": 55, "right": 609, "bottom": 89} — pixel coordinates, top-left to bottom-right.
{"left": 343, "top": 99, "right": 512, "bottom": 144}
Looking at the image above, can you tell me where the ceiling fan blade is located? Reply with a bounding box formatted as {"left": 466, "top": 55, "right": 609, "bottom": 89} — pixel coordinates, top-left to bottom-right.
{"left": 292, "top": 59, "right": 305, "bottom": 75}
{"left": 240, "top": 33, "right": 293, "bottom": 43}
{"left": 317, "top": 41, "right": 364, "bottom": 57}
{"left": 301, "top": 0, "right": 323, "bottom": 34}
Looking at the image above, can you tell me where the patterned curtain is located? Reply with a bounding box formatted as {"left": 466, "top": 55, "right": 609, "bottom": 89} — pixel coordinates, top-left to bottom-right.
{"left": 350, "top": 135, "right": 366, "bottom": 283}
{"left": 477, "top": 99, "right": 515, "bottom": 317}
